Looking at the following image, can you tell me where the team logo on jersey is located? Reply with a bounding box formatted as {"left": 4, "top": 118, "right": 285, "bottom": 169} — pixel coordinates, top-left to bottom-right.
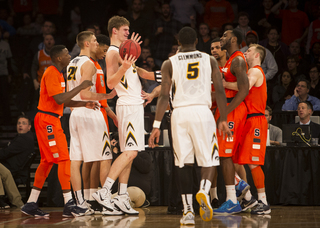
{"left": 221, "top": 67, "right": 228, "bottom": 73}
{"left": 211, "top": 143, "right": 219, "bottom": 159}
{"left": 132, "top": 64, "right": 137, "bottom": 73}
{"left": 228, "top": 121, "right": 234, "bottom": 130}
{"left": 46, "top": 125, "right": 53, "bottom": 134}
{"left": 125, "top": 132, "right": 138, "bottom": 147}
{"left": 102, "top": 131, "right": 111, "bottom": 156}
{"left": 254, "top": 128, "right": 260, "bottom": 137}
{"left": 120, "top": 75, "right": 128, "bottom": 89}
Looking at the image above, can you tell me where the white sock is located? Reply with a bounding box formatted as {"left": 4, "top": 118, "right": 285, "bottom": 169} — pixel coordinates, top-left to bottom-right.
{"left": 209, "top": 187, "right": 218, "bottom": 201}
{"left": 27, "top": 189, "right": 41, "bottom": 203}
{"left": 200, "top": 179, "right": 211, "bottom": 194}
{"left": 118, "top": 183, "right": 127, "bottom": 195}
{"left": 103, "top": 177, "right": 115, "bottom": 190}
{"left": 63, "top": 192, "right": 72, "bottom": 204}
{"left": 74, "top": 190, "right": 85, "bottom": 206}
{"left": 181, "top": 194, "right": 193, "bottom": 213}
{"left": 244, "top": 189, "right": 252, "bottom": 201}
{"left": 258, "top": 192, "right": 268, "bottom": 205}
{"left": 83, "top": 189, "right": 90, "bottom": 201}
{"left": 90, "top": 188, "right": 98, "bottom": 200}
{"left": 225, "top": 185, "right": 237, "bottom": 204}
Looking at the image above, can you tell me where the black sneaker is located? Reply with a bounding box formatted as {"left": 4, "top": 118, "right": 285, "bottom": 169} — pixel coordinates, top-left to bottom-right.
{"left": 21, "top": 202, "right": 49, "bottom": 217}
{"left": 87, "top": 200, "right": 102, "bottom": 214}
{"left": 211, "top": 198, "right": 220, "bottom": 209}
{"left": 63, "top": 199, "right": 76, "bottom": 217}
{"left": 0, "top": 197, "right": 10, "bottom": 209}
{"left": 241, "top": 196, "right": 258, "bottom": 211}
{"left": 251, "top": 200, "right": 271, "bottom": 215}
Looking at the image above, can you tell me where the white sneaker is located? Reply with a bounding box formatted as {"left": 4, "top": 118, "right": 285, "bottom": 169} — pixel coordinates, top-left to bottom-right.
{"left": 92, "top": 188, "right": 113, "bottom": 212}
{"left": 180, "top": 211, "right": 195, "bottom": 225}
{"left": 113, "top": 193, "right": 139, "bottom": 215}
{"left": 102, "top": 201, "right": 124, "bottom": 216}
{"left": 196, "top": 189, "right": 213, "bottom": 221}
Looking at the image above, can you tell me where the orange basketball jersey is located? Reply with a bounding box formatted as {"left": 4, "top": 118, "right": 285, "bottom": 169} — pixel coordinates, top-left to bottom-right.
{"left": 37, "top": 66, "right": 65, "bottom": 116}
{"left": 221, "top": 51, "right": 248, "bottom": 98}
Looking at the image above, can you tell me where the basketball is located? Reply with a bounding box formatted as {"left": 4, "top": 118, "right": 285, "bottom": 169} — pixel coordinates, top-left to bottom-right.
{"left": 119, "top": 39, "right": 141, "bottom": 60}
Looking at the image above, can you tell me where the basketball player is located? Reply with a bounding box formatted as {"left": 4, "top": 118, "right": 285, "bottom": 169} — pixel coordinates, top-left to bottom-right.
{"left": 92, "top": 16, "right": 156, "bottom": 215}
{"left": 67, "top": 31, "right": 116, "bottom": 215}
{"left": 149, "top": 26, "right": 231, "bottom": 225}
{"left": 82, "top": 34, "right": 119, "bottom": 215}
{"left": 212, "top": 29, "right": 249, "bottom": 215}
{"left": 21, "top": 45, "right": 97, "bottom": 217}
{"left": 223, "top": 44, "right": 271, "bottom": 214}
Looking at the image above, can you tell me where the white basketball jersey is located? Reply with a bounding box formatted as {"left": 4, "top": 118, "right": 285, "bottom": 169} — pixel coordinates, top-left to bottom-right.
{"left": 169, "top": 51, "right": 212, "bottom": 109}
{"left": 67, "top": 55, "right": 97, "bottom": 102}
{"left": 107, "top": 45, "right": 143, "bottom": 105}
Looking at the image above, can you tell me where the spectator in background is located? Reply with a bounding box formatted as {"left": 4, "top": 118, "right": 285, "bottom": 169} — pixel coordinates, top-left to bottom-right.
{"left": 287, "top": 55, "right": 306, "bottom": 83}
{"left": 8, "top": 0, "right": 33, "bottom": 28}
{"left": 265, "top": 106, "right": 283, "bottom": 146}
{"left": 272, "top": 70, "right": 296, "bottom": 105}
{"left": 126, "top": 0, "right": 152, "bottom": 47}
{"left": 282, "top": 79, "right": 320, "bottom": 111}
{"left": 152, "top": 2, "right": 182, "bottom": 68}
{"left": 170, "top": 0, "right": 203, "bottom": 27}
{"left": 234, "top": 12, "right": 252, "bottom": 48}
{"left": 210, "top": 28, "right": 219, "bottom": 40}
{"left": 196, "top": 23, "right": 211, "bottom": 55}
{"left": 308, "top": 65, "right": 320, "bottom": 99}
{"left": 0, "top": 26, "right": 13, "bottom": 125}
{"left": 136, "top": 46, "right": 152, "bottom": 67}
{"left": 271, "top": 0, "right": 309, "bottom": 46}
{"left": 146, "top": 56, "right": 159, "bottom": 71}
{"left": 306, "top": 42, "right": 320, "bottom": 65}
{"left": 289, "top": 41, "right": 309, "bottom": 73}
{"left": 0, "top": 19, "right": 16, "bottom": 39}
{"left": 296, "top": 101, "right": 320, "bottom": 144}
{"left": 35, "top": 0, "right": 63, "bottom": 30}
{"left": 0, "top": 115, "right": 34, "bottom": 186}
{"left": 221, "top": 23, "right": 234, "bottom": 34}
{"left": 259, "top": 26, "right": 290, "bottom": 73}
{"left": 30, "top": 34, "right": 55, "bottom": 109}
{"left": 250, "top": 0, "right": 281, "bottom": 39}
{"left": 306, "top": 6, "right": 320, "bottom": 55}
{"left": 31, "top": 13, "right": 45, "bottom": 34}
{"left": 203, "top": 0, "right": 234, "bottom": 31}
{"left": 16, "top": 14, "right": 39, "bottom": 37}
{"left": 240, "top": 30, "right": 278, "bottom": 81}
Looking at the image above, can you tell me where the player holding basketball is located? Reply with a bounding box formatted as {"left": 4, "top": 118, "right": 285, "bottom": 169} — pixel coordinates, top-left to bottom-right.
{"left": 21, "top": 45, "right": 97, "bottom": 217}
{"left": 67, "top": 31, "right": 116, "bottom": 216}
{"left": 223, "top": 44, "right": 271, "bottom": 215}
{"left": 93, "top": 16, "right": 155, "bottom": 215}
{"left": 149, "top": 26, "right": 231, "bottom": 225}
{"left": 212, "top": 29, "right": 249, "bottom": 215}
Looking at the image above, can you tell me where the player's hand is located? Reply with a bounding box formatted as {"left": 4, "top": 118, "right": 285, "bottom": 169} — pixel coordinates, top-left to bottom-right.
{"left": 23, "top": 73, "right": 30, "bottom": 79}
{"left": 85, "top": 101, "right": 100, "bottom": 110}
{"left": 80, "top": 80, "right": 94, "bottom": 89}
{"left": 148, "top": 128, "right": 161, "bottom": 148}
{"left": 130, "top": 32, "right": 142, "bottom": 45}
{"left": 122, "top": 54, "right": 137, "bottom": 70}
{"left": 218, "top": 120, "right": 232, "bottom": 140}
{"left": 294, "top": 87, "right": 299, "bottom": 97}
{"left": 222, "top": 78, "right": 226, "bottom": 88}
{"left": 33, "top": 79, "right": 40, "bottom": 90}
{"left": 112, "top": 116, "right": 118, "bottom": 127}
{"left": 106, "top": 89, "right": 117, "bottom": 99}
{"left": 141, "top": 90, "right": 154, "bottom": 106}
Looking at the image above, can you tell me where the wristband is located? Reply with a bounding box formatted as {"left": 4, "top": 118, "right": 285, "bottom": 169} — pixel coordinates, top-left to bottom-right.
{"left": 153, "top": 120, "right": 161, "bottom": 129}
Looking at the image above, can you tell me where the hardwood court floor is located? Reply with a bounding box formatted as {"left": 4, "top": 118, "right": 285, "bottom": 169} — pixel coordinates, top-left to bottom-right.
{"left": 1, "top": 205, "right": 320, "bottom": 228}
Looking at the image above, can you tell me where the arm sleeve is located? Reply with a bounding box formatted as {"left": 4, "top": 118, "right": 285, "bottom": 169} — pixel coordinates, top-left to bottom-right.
{"left": 275, "top": 128, "right": 283, "bottom": 144}
{"left": 282, "top": 95, "right": 298, "bottom": 111}
{"left": 310, "top": 97, "right": 320, "bottom": 111}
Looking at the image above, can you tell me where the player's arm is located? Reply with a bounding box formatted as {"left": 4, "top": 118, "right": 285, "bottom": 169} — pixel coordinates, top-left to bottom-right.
{"left": 226, "top": 56, "right": 249, "bottom": 114}
{"left": 142, "top": 85, "right": 161, "bottom": 106}
{"left": 106, "top": 50, "right": 136, "bottom": 89}
{"left": 80, "top": 61, "right": 115, "bottom": 100}
{"left": 105, "top": 106, "right": 118, "bottom": 127}
{"left": 136, "top": 66, "right": 157, "bottom": 80}
{"left": 148, "top": 60, "right": 171, "bottom": 148}
{"left": 224, "top": 68, "right": 259, "bottom": 91}
{"left": 53, "top": 80, "right": 93, "bottom": 105}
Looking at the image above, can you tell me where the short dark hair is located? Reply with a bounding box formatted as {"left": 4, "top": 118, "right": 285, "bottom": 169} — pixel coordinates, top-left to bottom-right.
{"left": 96, "top": 34, "right": 110, "bottom": 46}
{"left": 267, "top": 26, "right": 280, "bottom": 35}
{"left": 231, "top": 29, "right": 243, "bottom": 45}
{"left": 299, "top": 101, "right": 313, "bottom": 112}
{"left": 287, "top": 54, "right": 299, "bottom": 63}
{"left": 238, "top": 11, "right": 249, "bottom": 20}
{"left": 297, "top": 79, "right": 311, "bottom": 90}
{"left": 211, "top": 37, "right": 221, "bottom": 43}
{"left": 309, "top": 64, "right": 320, "bottom": 73}
{"left": 178, "top": 26, "right": 197, "bottom": 45}
{"left": 265, "top": 105, "right": 272, "bottom": 115}
{"left": 50, "top": 45, "right": 66, "bottom": 60}
{"left": 17, "top": 115, "right": 31, "bottom": 125}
